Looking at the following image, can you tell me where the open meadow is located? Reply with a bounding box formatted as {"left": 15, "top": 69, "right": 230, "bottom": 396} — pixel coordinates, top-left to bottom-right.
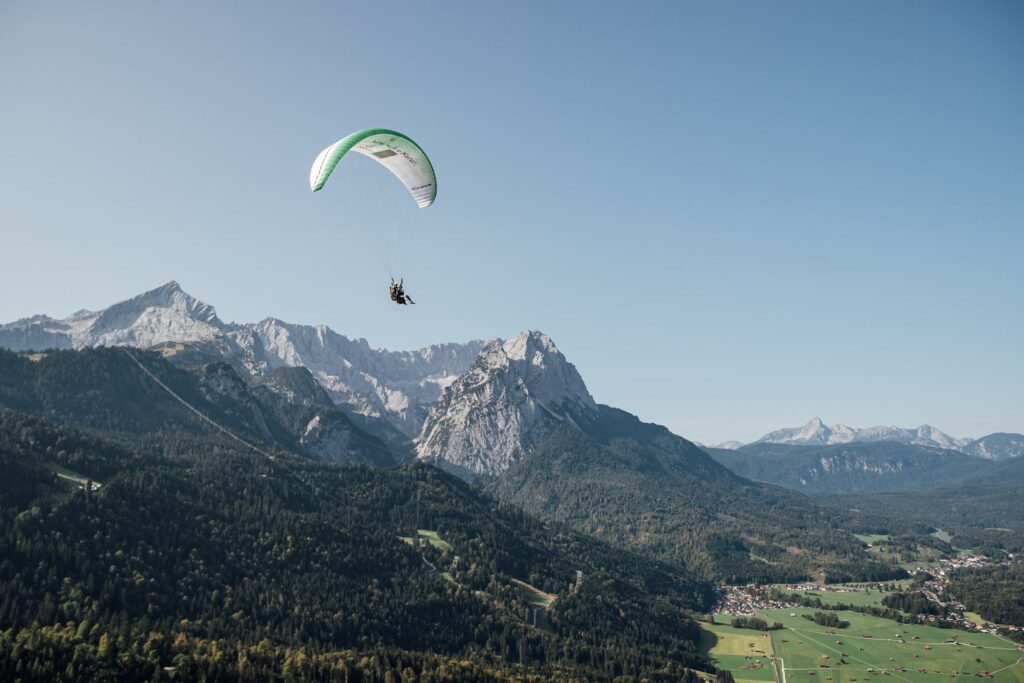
{"left": 706, "top": 607, "right": 1024, "bottom": 683}
{"left": 770, "top": 608, "right": 1023, "bottom": 683}
{"left": 775, "top": 583, "right": 912, "bottom": 609}
{"left": 702, "top": 621, "right": 778, "bottom": 683}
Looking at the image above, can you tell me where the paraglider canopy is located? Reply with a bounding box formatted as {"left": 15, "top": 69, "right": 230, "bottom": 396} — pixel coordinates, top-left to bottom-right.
{"left": 309, "top": 128, "right": 436, "bottom": 208}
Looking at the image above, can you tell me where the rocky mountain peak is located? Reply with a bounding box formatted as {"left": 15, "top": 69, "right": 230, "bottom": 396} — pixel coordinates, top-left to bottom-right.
{"left": 502, "top": 329, "right": 557, "bottom": 360}
{"left": 80, "top": 281, "right": 224, "bottom": 348}
{"left": 0, "top": 281, "right": 226, "bottom": 351}
{"left": 415, "top": 330, "right": 596, "bottom": 477}
{"left": 757, "top": 417, "right": 833, "bottom": 446}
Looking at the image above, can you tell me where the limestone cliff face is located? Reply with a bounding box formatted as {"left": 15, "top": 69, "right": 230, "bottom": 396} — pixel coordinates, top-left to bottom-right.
{"left": 415, "top": 331, "right": 596, "bottom": 477}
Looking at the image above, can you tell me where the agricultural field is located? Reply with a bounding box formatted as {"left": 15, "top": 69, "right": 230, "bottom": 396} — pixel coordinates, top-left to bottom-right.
{"left": 701, "top": 621, "right": 777, "bottom": 683}
{"left": 775, "top": 583, "right": 911, "bottom": 609}
{"left": 761, "top": 607, "right": 1024, "bottom": 683}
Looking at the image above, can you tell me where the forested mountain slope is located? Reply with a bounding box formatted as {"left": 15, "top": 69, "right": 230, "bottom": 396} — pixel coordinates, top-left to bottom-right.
{"left": 0, "top": 347, "right": 722, "bottom": 680}
{"left": 706, "top": 441, "right": 993, "bottom": 494}
{"left": 0, "top": 405, "right": 714, "bottom": 681}
{"left": 819, "top": 455, "right": 1024, "bottom": 555}
{"left": 488, "top": 406, "right": 905, "bottom": 584}
{"left": 0, "top": 347, "right": 394, "bottom": 466}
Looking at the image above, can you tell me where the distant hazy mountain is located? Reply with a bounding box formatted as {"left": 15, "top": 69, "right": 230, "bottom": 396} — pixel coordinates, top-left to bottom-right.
{"left": 753, "top": 417, "right": 971, "bottom": 450}
{"left": 820, "top": 455, "right": 1024, "bottom": 537}
{"left": 0, "top": 281, "right": 484, "bottom": 439}
{"left": 718, "top": 419, "right": 1020, "bottom": 466}
{"left": 960, "top": 433, "right": 1024, "bottom": 461}
{"left": 711, "top": 440, "right": 744, "bottom": 450}
{"left": 707, "top": 441, "right": 994, "bottom": 494}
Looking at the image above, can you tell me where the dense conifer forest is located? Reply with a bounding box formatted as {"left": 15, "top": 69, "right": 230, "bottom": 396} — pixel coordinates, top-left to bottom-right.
{"left": 946, "top": 564, "right": 1024, "bottom": 628}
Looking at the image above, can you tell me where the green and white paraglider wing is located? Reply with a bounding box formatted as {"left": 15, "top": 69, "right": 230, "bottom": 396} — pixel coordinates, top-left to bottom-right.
{"left": 309, "top": 128, "right": 436, "bottom": 208}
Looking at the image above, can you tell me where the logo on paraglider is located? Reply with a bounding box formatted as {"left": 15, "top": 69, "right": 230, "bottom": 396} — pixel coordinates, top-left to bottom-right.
{"left": 372, "top": 149, "right": 398, "bottom": 159}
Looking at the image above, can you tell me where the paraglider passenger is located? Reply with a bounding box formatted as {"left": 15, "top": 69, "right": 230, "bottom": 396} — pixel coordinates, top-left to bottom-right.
{"left": 389, "top": 279, "right": 415, "bottom": 305}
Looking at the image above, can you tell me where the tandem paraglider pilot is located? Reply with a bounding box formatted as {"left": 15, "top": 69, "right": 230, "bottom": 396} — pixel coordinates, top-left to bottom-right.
{"left": 309, "top": 128, "right": 435, "bottom": 309}
{"left": 389, "top": 278, "right": 414, "bottom": 305}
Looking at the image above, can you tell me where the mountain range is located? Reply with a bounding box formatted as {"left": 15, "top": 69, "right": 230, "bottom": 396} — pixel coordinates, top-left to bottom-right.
{"left": 0, "top": 282, "right": 485, "bottom": 445}
{"left": 4, "top": 279, "right": 1023, "bottom": 682}
{"left": 711, "top": 417, "right": 1022, "bottom": 461}
{"left": 755, "top": 416, "right": 970, "bottom": 449}
{"left": 0, "top": 281, "right": 916, "bottom": 583}
{"left": 701, "top": 416, "right": 1024, "bottom": 496}
{"left": 5, "top": 282, "right": 1019, "bottom": 463}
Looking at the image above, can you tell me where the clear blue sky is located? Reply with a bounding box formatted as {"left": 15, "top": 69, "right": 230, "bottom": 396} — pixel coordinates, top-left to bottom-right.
{"left": 2, "top": 1, "right": 1021, "bottom": 443}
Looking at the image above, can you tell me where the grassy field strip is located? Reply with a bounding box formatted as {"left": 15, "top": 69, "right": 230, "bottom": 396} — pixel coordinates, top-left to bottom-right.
{"left": 702, "top": 622, "right": 778, "bottom": 683}
{"left": 55, "top": 471, "right": 90, "bottom": 486}
{"left": 855, "top": 534, "right": 891, "bottom": 544}
{"left": 789, "top": 627, "right": 916, "bottom": 683}
{"left": 775, "top": 583, "right": 911, "bottom": 610}
{"left": 769, "top": 630, "right": 783, "bottom": 683}
{"left": 990, "top": 657, "right": 1024, "bottom": 676}
{"left": 509, "top": 578, "right": 557, "bottom": 608}
{"left": 790, "top": 627, "right": 916, "bottom": 683}
{"left": 794, "top": 629, "right": 1019, "bottom": 650}
{"left": 47, "top": 463, "right": 103, "bottom": 489}
{"left": 964, "top": 613, "right": 986, "bottom": 628}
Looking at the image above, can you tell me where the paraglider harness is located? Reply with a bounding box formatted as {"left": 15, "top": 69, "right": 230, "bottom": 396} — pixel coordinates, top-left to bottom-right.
{"left": 390, "top": 279, "right": 415, "bottom": 305}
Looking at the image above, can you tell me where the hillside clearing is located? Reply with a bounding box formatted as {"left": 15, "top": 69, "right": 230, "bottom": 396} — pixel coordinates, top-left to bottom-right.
{"left": 416, "top": 529, "right": 453, "bottom": 552}
{"left": 510, "top": 578, "right": 557, "bottom": 609}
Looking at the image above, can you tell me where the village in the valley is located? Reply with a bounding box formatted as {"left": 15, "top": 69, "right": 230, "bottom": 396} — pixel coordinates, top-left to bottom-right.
{"left": 714, "top": 554, "right": 1019, "bottom": 636}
